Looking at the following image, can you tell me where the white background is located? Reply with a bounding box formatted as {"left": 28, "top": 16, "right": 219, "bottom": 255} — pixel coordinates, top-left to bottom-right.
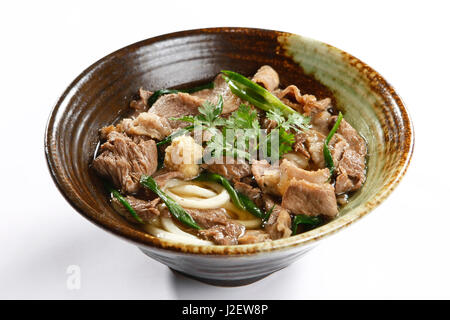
{"left": 1, "top": 0, "right": 449, "bottom": 299}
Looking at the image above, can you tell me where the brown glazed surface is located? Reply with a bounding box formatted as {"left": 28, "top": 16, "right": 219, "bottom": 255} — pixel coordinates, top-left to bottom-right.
{"left": 45, "top": 27, "right": 414, "bottom": 257}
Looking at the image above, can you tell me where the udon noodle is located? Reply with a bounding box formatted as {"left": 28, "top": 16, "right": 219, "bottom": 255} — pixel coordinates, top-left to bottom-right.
{"left": 142, "top": 179, "right": 261, "bottom": 245}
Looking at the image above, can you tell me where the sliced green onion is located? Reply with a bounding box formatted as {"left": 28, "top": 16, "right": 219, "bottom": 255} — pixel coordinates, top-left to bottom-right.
{"left": 292, "top": 215, "right": 321, "bottom": 235}
{"left": 140, "top": 175, "right": 201, "bottom": 230}
{"left": 221, "top": 70, "right": 301, "bottom": 118}
{"left": 263, "top": 204, "right": 276, "bottom": 222}
{"left": 147, "top": 89, "right": 179, "bottom": 107}
{"left": 194, "top": 172, "right": 245, "bottom": 211}
{"left": 180, "top": 82, "right": 214, "bottom": 94}
{"left": 156, "top": 125, "right": 194, "bottom": 146}
{"left": 323, "top": 112, "right": 344, "bottom": 176}
{"left": 195, "top": 172, "right": 266, "bottom": 219}
{"left": 147, "top": 82, "right": 214, "bottom": 107}
{"left": 105, "top": 182, "right": 144, "bottom": 224}
{"left": 156, "top": 148, "right": 165, "bottom": 170}
{"left": 237, "top": 191, "right": 265, "bottom": 219}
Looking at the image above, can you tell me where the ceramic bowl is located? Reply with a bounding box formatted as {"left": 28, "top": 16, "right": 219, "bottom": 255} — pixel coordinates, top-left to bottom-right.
{"left": 45, "top": 27, "right": 414, "bottom": 286}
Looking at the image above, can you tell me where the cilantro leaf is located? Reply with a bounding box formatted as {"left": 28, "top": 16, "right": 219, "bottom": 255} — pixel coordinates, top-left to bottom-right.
{"left": 267, "top": 109, "right": 310, "bottom": 132}
{"left": 170, "top": 96, "right": 225, "bottom": 129}
{"left": 264, "top": 127, "right": 295, "bottom": 159}
{"left": 266, "top": 109, "right": 284, "bottom": 126}
{"left": 262, "top": 109, "right": 310, "bottom": 159}
{"left": 284, "top": 112, "right": 310, "bottom": 132}
{"left": 168, "top": 91, "right": 309, "bottom": 163}
{"left": 172, "top": 115, "right": 196, "bottom": 123}
{"left": 197, "top": 99, "right": 223, "bottom": 124}
{"left": 210, "top": 104, "right": 261, "bottom": 161}
{"left": 278, "top": 128, "right": 295, "bottom": 156}
{"left": 225, "top": 104, "right": 259, "bottom": 130}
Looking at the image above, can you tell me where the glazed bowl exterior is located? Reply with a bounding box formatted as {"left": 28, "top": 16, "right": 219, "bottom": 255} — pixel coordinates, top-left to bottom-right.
{"left": 45, "top": 28, "right": 414, "bottom": 285}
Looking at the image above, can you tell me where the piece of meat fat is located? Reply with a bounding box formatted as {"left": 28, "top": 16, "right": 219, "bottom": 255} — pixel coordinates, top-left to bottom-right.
{"left": 148, "top": 92, "right": 204, "bottom": 128}
{"left": 251, "top": 158, "right": 331, "bottom": 197}
{"left": 304, "top": 129, "right": 327, "bottom": 169}
{"left": 198, "top": 224, "right": 245, "bottom": 245}
{"left": 282, "top": 179, "right": 338, "bottom": 217}
{"left": 282, "top": 152, "right": 310, "bottom": 169}
{"left": 202, "top": 156, "right": 252, "bottom": 182}
{"left": 100, "top": 91, "right": 204, "bottom": 141}
{"left": 191, "top": 74, "right": 242, "bottom": 114}
{"left": 333, "top": 117, "right": 367, "bottom": 156}
{"left": 278, "top": 159, "right": 330, "bottom": 194}
{"left": 129, "top": 88, "right": 153, "bottom": 115}
{"left": 250, "top": 158, "right": 337, "bottom": 227}
{"left": 263, "top": 196, "right": 292, "bottom": 240}
{"left": 251, "top": 160, "right": 281, "bottom": 196}
{"left": 234, "top": 181, "right": 263, "bottom": 208}
{"left": 274, "top": 85, "right": 331, "bottom": 116}
{"left": 119, "top": 112, "right": 172, "bottom": 140}
{"left": 292, "top": 133, "right": 311, "bottom": 159}
{"left": 92, "top": 132, "right": 158, "bottom": 194}
{"left": 311, "top": 110, "right": 333, "bottom": 135}
{"left": 330, "top": 134, "right": 350, "bottom": 165}
{"left": 330, "top": 117, "right": 367, "bottom": 194}
{"left": 164, "top": 135, "right": 203, "bottom": 179}
{"left": 251, "top": 65, "right": 280, "bottom": 92}
{"left": 335, "top": 148, "right": 366, "bottom": 194}
{"left": 238, "top": 230, "right": 271, "bottom": 244}
{"left": 152, "top": 170, "right": 185, "bottom": 187}
{"left": 303, "top": 96, "right": 331, "bottom": 117}
{"left": 274, "top": 85, "right": 304, "bottom": 113}
{"left": 187, "top": 208, "right": 246, "bottom": 245}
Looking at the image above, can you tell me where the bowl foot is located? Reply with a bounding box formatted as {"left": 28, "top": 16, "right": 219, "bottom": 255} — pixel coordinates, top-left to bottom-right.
{"left": 169, "top": 268, "right": 273, "bottom": 287}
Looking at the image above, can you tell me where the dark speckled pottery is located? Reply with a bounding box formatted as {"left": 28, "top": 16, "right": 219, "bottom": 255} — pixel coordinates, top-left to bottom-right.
{"left": 45, "top": 28, "right": 414, "bottom": 286}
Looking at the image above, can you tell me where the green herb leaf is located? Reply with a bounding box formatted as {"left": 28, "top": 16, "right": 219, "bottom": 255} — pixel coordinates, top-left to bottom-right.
{"left": 198, "top": 99, "right": 223, "bottom": 123}
{"left": 202, "top": 103, "right": 259, "bottom": 162}
{"left": 285, "top": 112, "right": 311, "bottom": 132}
{"left": 225, "top": 104, "right": 260, "bottom": 130}
{"left": 105, "top": 182, "right": 144, "bottom": 224}
{"left": 263, "top": 127, "right": 296, "bottom": 159}
{"left": 237, "top": 191, "right": 265, "bottom": 219}
{"left": 140, "top": 175, "right": 201, "bottom": 230}
{"left": 147, "top": 89, "right": 179, "bottom": 107}
{"left": 156, "top": 125, "right": 194, "bottom": 146}
{"left": 291, "top": 214, "right": 322, "bottom": 235}
{"left": 170, "top": 96, "right": 225, "bottom": 129}
{"left": 266, "top": 109, "right": 285, "bottom": 126}
{"left": 147, "top": 82, "right": 214, "bottom": 107}
{"left": 260, "top": 104, "right": 310, "bottom": 160}
{"left": 278, "top": 128, "right": 296, "bottom": 156}
{"left": 323, "top": 112, "right": 344, "bottom": 176}
{"left": 266, "top": 109, "right": 310, "bottom": 132}
{"left": 180, "top": 82, "right": 214, "bottom": 94}
{"left": 263, "top": 204, "right": 276, "bottom": 222}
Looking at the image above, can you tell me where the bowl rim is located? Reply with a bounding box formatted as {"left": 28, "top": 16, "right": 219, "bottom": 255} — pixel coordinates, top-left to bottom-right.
{"left": 45, "top": 27, "right": 414, "bottom": 255}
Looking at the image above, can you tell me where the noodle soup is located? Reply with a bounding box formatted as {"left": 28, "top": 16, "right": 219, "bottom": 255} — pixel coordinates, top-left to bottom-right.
{"left": 92, "top": 66, "right": 367, "bottom": 245}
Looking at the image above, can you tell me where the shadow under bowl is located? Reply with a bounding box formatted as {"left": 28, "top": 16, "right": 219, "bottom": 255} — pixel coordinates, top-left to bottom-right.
{"left": 45, "top": 27, "right": 414, "bottom": 286}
